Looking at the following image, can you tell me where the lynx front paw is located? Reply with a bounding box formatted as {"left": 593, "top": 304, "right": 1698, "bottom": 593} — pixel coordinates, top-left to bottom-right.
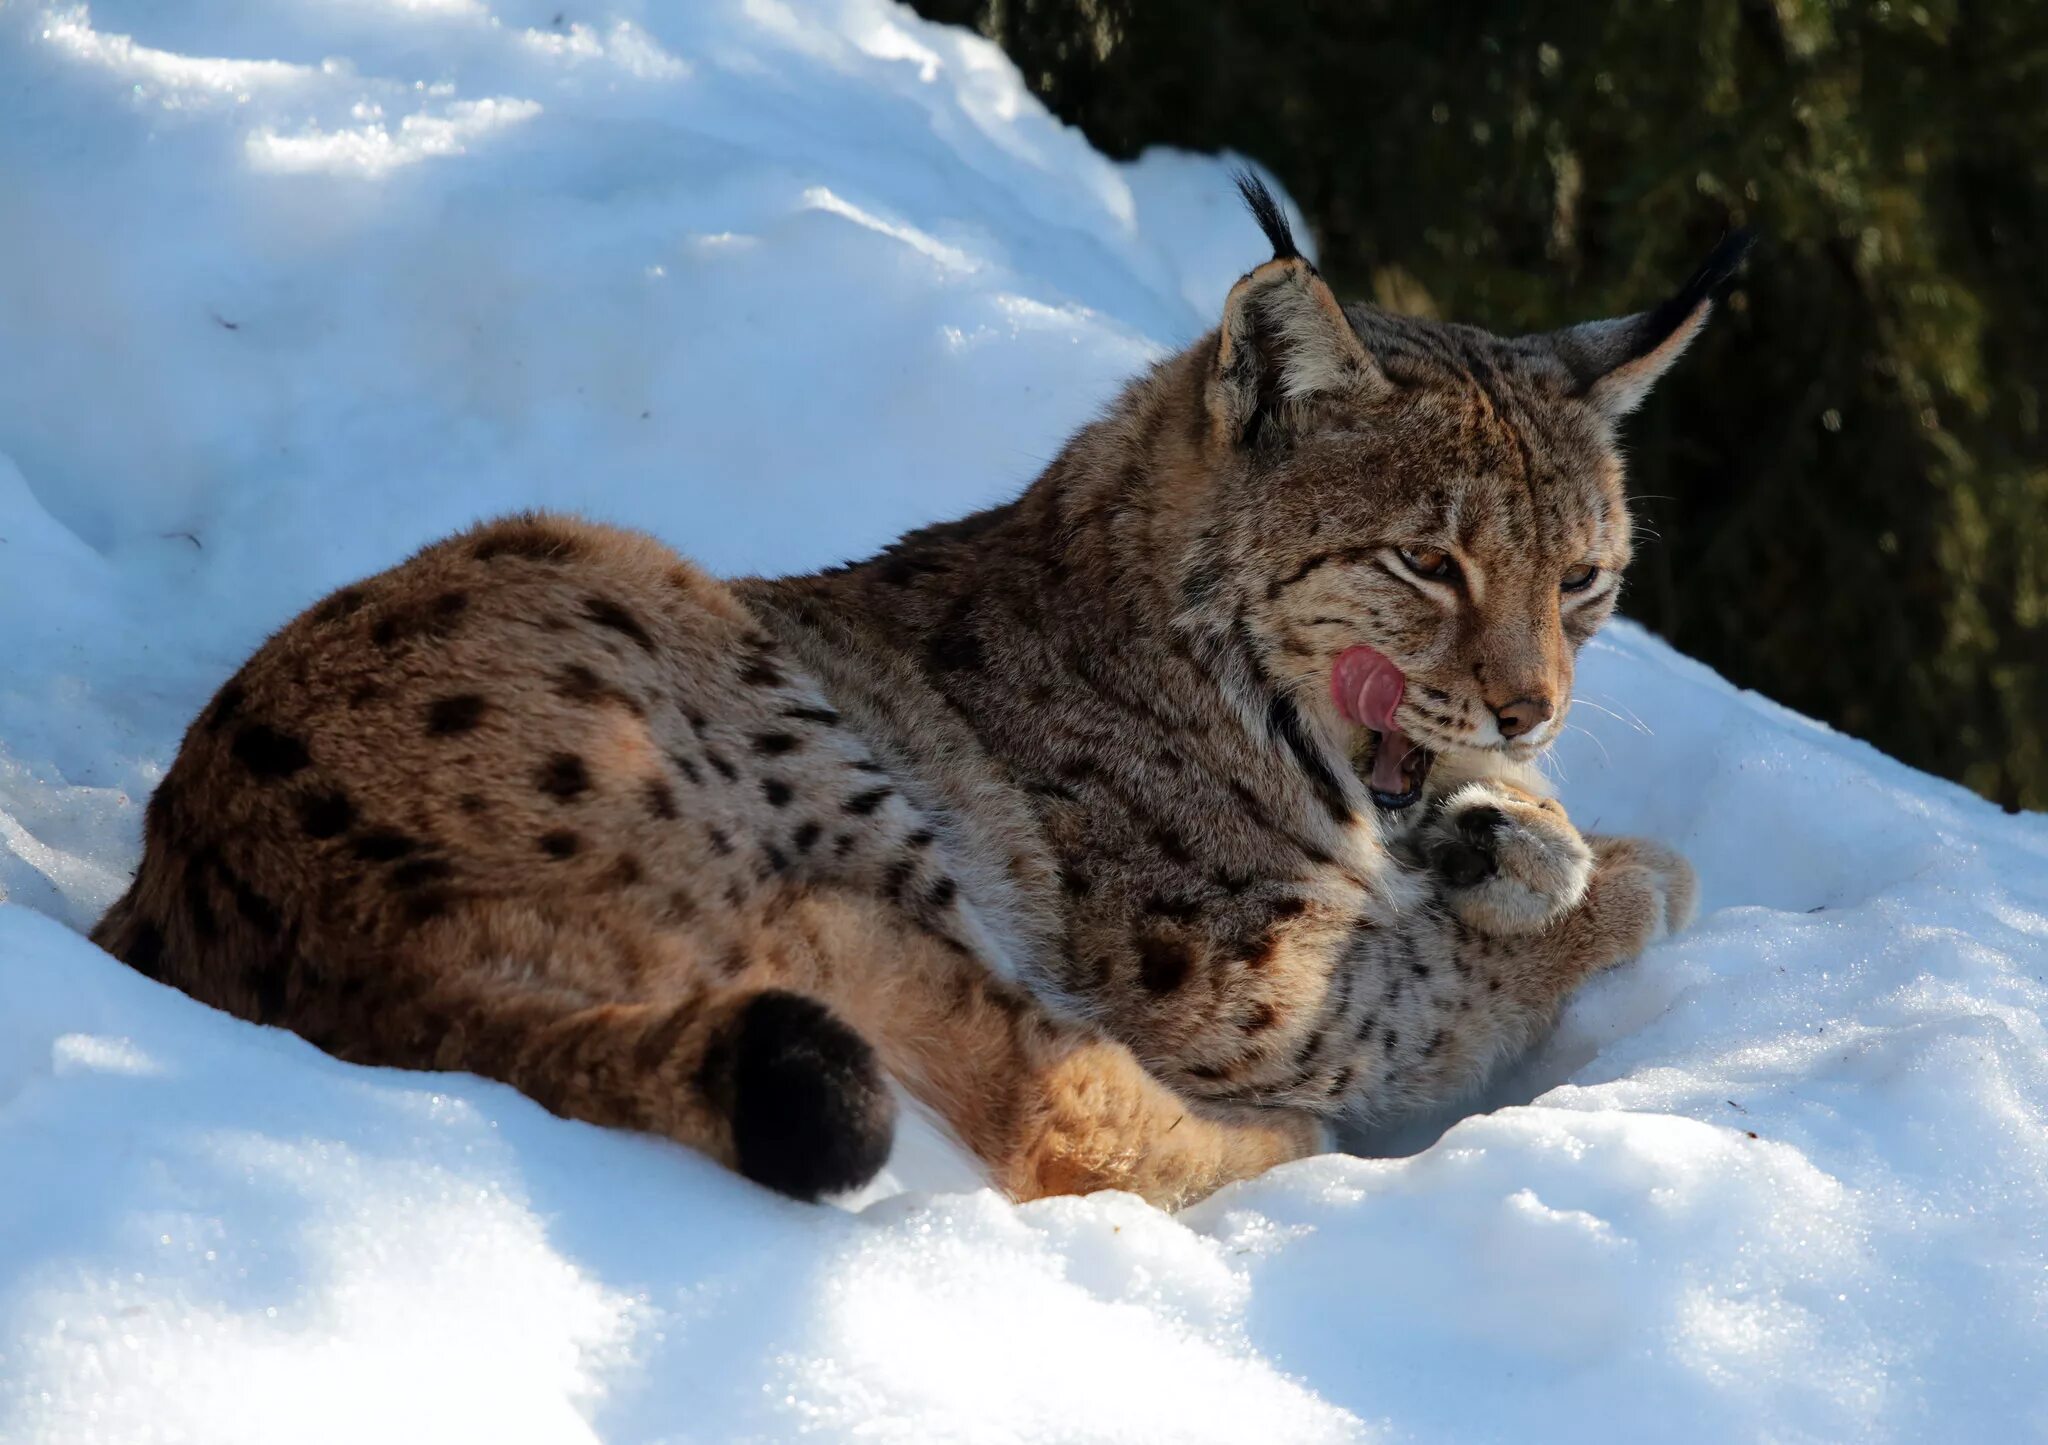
{"left": 1423, "top": 781, "right": 1593, "bottom": 935}
{"left": 1586, "top": 834, "right": 1700, "bottom": 939}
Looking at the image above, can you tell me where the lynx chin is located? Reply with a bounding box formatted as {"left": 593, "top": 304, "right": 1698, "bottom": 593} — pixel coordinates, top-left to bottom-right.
{"left": 94, "top": 177, "right": 1744, "bottom": 1207}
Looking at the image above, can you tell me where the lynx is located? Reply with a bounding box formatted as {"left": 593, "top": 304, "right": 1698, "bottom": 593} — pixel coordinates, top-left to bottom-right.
{"left": 93, "top": 180, "right": 1739, "bottom": 1206}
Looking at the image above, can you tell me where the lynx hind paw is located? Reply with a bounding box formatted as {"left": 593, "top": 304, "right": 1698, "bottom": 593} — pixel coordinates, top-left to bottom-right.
{"left": 1588, "top": 835, "right": 1700, "bottom": 938}
{"left": 1426, "top": 780, "right": 1593, "bottom": 935}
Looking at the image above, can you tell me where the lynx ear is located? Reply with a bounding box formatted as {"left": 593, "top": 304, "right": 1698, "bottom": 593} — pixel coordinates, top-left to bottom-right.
{"left": 1209, "top": 174, "right": 1386, "bottom": 447}
{"left": 1548, "top": 229, "right": 1755, "bottom": 418}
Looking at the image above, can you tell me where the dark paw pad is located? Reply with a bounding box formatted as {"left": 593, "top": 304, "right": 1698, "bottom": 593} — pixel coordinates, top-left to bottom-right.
{"left": 1456, "top": 806, "right": 1506, "bottom": 846}
{"left": 1434, "top": 838, "right": 1497, "bottom": 889}
{"left": 727, "top": 990, "right": 896, "bottom": 1202}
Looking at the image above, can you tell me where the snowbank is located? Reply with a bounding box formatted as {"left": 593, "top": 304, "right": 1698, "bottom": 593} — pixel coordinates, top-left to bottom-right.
{"left": 2, "top": 2, "right": 2044, "bottom": 1440}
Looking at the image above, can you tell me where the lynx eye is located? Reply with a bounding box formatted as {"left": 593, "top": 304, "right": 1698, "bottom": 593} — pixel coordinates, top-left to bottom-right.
{"left": 1560, "top": 563, "right": 1600, "bottom": 593}
{"left": 1398, "top": 546, "right": 1459, "bottom": 583}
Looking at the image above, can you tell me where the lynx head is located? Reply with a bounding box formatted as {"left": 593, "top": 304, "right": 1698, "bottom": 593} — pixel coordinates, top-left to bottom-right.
{"left": 1205, "top": 174, "right": 1749, "bottom": 807}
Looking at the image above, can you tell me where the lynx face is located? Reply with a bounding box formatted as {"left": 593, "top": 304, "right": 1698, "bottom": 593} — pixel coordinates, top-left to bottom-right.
{"left": 1208, "top": 179, "right": 1748, "bottom": 806}
{"left": 1244, "top": 349, "right": 1629, "bottom": 775}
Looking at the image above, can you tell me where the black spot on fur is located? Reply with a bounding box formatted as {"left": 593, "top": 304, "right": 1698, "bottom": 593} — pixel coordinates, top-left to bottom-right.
{"left": 643, "top": 777, "right": 679, "bottom": 821}
{"left": 539, "top": 830, "right": 580, "bottom": 859}
{"left": 738, "top": 658, "right": 784, "bottom": 688}
{"left": 536, "top": 753, "right": 590, "bottom": 802}
{"left": 762, "top": 778, "right": 793, "bottom": 808}
{"left": 843, "top": 786, "right": 892, "bottom": 816}
{"left": 1242, "top": 1001, "right": 1277, "bottom": 1033}
{"left": 205, "top": 682, "right": 247, "bottom": 734}
{"left": 551, "top": 663, "right": 644, "bottom": 716}
{"left": 351, "top": 830, "right": 418, "bottom": 862}
{"left": 1137, "top": 937, "right": 1193, "bottom": 993}
{"left": 877, "top": 551, "right": 950, "bottom": 587}
{"left": 232, "top": 723, "right": 311, "bottom": 779}
{"left": 781, "top": 705, "right": 839, "bottom": 726}
{"left": 127, "top": 920, "right": 166, "bottom": 980}
{"left": 759, "top": 844, "right": 790, "bottom": 877}
{"left": 371, "top": 591, "right": 469, "bottom": 649}
{"left": 390, "top": 857, "right": 455, "bottom": 890}
{"left": 793, "top": 820, "right": 822, "bottom": 853}
{"left": 669, "top": 752, "right": 703, "bottom": 786}
{"left": 457, "top": 793, "right": 488, "bottom": 816}
{"left": 554, "top": 664, "right": 603, "bottom": 702}
{"left": 705, "top": 749, "right": 738, "bottom": 782}
{"left": 752, "top": 732, "right": 800, "bottom": 757}
{"left": 905, "top": 828, "right": 934, "bottom": 849}
{"left": 881, "top": 857, "right": 915, "bottom": 902}
{"left": 706, "top": 826, "right": 735, "bottom": 856}
{"left": 425, "top": 694, "right": 488, "bottom": 736}
{"left": 925, "top": 876, "right": 957, "bottom": 909}
{"left": 297, "top": 790, "right": 355, "bottom": 839}
{"left": 719, "top": 991, "right": 895, "bottom": 1202}
{"left": 924, "top": 596, "right": 986, "bottom": 673}
{"left": 1151, "top": 824, "right": 1196, "bottom": 866}
{"left": 402, "top": 891, "right": 454, "bottom": 924}
{"left": 582, "top": 595, "right": 656, "bottom": 653}
{"left": 308, "top": 587, "right": 366, "bottom": 625}
{"left": 1059, "top": 867, "right": 1092, "bottom": 897}
{"left": 1144, "top": 893, "right": 1203, "bottom": 922}
{"left": 231, "top": 877, "right": 283, "bottom": 934}
{"left": 603, "top": 854, "right": 644, "bottom": 888}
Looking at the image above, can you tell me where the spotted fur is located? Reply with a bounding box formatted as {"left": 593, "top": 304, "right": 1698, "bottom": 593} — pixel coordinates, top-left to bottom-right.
{"left": 92, "top": 181, "right": 1734, "bottom": 1207}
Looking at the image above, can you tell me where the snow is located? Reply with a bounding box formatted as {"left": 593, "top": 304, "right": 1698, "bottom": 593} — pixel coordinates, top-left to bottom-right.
{"left": 2, "top": 0, "right": 2045, "bottom": 1439}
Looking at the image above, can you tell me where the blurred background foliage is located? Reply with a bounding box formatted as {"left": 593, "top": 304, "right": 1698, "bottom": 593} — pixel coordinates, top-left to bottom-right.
{"left": 915, "top": 0, "right": 2048, "bottom": 810}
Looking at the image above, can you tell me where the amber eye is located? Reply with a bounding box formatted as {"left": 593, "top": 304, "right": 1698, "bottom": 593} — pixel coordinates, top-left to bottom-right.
{"left": 1560, "top": 563, "right": 1600, "bottom": 593}
{"left": 1399, "top": 546, "right": 1459, "bottom": 583}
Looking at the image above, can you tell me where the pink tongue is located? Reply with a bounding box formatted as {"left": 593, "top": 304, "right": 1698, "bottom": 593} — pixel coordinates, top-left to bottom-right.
{"left": 1331, "top": 645, "right": 1416, "bottom": 795}
{"left": 1331, "top": 645, "right": 1405, "bottom": 731}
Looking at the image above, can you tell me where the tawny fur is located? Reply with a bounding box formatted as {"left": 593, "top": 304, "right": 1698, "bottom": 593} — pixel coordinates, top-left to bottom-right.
{"left": 92, "top": 192, "right": 1729, "bottom": 1207}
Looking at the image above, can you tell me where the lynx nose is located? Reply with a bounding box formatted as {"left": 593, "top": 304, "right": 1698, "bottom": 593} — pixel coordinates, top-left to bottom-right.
{"left": 1492, "top": 695, "right": 1554, "bottom": 741}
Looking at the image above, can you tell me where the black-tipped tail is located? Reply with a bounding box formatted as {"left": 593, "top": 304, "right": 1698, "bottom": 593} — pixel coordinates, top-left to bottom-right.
{"left": 1233, "top": 169, "right": 1301, "bottom": 263}
{"left": 726, "top": 990, "right": 895, "bottom": 1202}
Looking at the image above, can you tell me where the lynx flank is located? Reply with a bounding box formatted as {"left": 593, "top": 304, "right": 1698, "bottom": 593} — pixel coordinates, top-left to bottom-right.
{"left": 94, "top": 180, "right": 1740, "bottom": 1207}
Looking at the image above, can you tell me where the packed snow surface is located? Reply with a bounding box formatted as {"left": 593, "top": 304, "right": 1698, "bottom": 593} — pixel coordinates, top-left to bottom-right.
{"left": 3, "top": 2, "right": 2046, "bottom": 1440}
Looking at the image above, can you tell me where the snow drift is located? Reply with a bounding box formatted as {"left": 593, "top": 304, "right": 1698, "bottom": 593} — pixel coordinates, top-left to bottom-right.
{"left": 2, "top": 2, "right": 2045, "bottom": 1440}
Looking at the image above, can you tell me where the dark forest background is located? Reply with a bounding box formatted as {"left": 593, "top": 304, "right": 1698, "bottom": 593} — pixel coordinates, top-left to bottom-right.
{"left": 914, "top": 0, "right": 2048, "bottom": 810}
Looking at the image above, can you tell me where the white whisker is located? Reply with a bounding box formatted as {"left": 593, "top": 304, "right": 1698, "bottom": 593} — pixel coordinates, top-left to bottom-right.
{"left": 1563, "top": 721, "right": 1611, "bottom": 768}
{"left": 1572, "top": 694, "right": 1652, "bottom": 736}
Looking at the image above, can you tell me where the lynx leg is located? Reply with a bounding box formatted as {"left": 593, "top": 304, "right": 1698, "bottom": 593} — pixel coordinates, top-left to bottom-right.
{"left": 1477, "top": 833, "right": 1696, "bottom": 1012}
{"left": 296, "top": 905, "right": 901, "bottom": 1203}
{"left": 314, "top": 885, "right": 1316, "bottom": 1210}
{"left": 751, "top": 888, "right": 1325, "bottom": 1208}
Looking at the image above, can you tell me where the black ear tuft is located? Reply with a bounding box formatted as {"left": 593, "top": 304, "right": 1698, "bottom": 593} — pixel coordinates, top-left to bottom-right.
{"left": 1547, "top": 227, "right": 1757, "bottom": 417}
{"left": 1233, "top": 170, "right": 1301, "bottom": 263}
{"left": 1635, "top": 228, "right": 1756, "bottom": 351}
